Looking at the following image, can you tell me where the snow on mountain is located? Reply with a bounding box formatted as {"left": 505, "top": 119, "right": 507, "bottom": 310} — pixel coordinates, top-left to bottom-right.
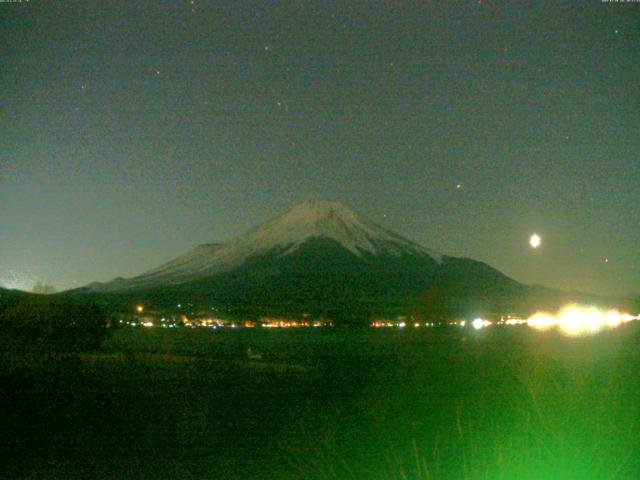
{"left": 88, "top": 200, "right": 442, "bottom": 291}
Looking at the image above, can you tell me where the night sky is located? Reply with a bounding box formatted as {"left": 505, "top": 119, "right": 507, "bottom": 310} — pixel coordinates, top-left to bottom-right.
{"left": 1, "top": 1, "right": 638, "bottom": 297}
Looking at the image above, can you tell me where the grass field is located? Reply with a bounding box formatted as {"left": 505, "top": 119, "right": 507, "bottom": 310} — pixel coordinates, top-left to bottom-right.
{"left": 1, "top": 325, "right": 639, "bottom": 479}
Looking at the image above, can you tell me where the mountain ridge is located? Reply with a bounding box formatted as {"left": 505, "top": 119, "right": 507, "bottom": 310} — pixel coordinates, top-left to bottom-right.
{"left": 71, "top": 200, "right": 632, "bottom": 320}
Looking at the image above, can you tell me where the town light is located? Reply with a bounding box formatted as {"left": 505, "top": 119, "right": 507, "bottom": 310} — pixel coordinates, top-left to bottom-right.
{"left": 472, "top": 318, "right": 488, "bottom": 330}
{"left": 527, "top": 305, "right": 638, "bottom": 337}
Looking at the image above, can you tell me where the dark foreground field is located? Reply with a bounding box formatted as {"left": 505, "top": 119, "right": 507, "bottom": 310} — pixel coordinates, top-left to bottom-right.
{"left": 2, "top": 326, "right": 640, "bottom": 479}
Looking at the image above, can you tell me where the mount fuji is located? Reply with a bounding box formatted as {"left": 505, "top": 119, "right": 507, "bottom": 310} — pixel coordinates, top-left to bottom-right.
{"left": 76, "top": 200, "right": 624, "bottom": 320}
{"left": 88, "top": 200, "right": 444, "bottom": 292}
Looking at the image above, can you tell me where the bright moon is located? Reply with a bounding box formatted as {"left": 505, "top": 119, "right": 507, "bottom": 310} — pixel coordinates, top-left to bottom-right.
{"left": 529, "top": 233, "right": 541, "bottom": 249}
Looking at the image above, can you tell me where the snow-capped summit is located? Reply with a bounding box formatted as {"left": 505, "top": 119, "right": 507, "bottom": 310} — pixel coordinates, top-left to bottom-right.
{"left": 87, "top": 200, "right": 442, "bottom": 292}
{"left": 241, "top": 199, "right": 440, "bottom": 258}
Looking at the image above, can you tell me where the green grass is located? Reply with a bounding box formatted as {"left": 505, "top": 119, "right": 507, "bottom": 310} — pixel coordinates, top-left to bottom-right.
{"left": 1, "top": 325, "right": 639, "bottom": 479}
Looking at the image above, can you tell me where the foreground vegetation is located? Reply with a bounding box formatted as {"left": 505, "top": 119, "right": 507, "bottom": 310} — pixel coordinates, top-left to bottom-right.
{"left": 1, "top": 326, "right": 639, "bottom": 479}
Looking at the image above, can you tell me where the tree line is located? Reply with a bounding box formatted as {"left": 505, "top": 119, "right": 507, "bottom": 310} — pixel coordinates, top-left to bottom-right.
{"left": 0, "top": 294, "right": 109, "bottom": 352}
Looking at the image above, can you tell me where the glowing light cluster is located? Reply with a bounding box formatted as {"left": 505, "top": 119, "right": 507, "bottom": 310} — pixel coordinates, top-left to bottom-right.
{"left": 261, "top": 318, "right": 333, "bottom": 328}
{"left": 506, "top": 319, "right": 526, "bottom": 325}
{"left": 472, "top": 318, "right": 491, "bottom": 330}
{"left": 527, "top": 305, "right": 638, "bottom": 337}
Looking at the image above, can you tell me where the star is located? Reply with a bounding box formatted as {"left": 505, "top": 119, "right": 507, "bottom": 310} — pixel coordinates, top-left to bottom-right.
{"left": 456, "top": 183, "right": 463, "bottom": 189}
